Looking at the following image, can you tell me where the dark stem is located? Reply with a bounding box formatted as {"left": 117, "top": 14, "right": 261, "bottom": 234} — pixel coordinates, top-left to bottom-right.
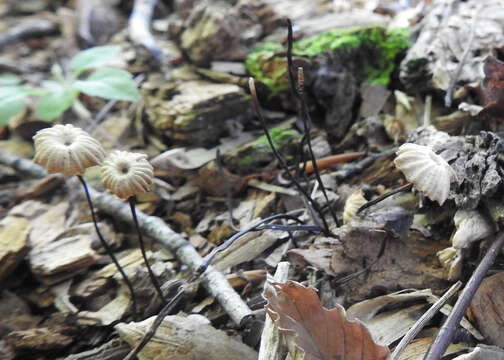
{"left": 249, "top": 77, "right": 330, "bottom": 234}
{"left": 424, "top": 232, "right": 504, "bottom": 360}
{"left": 77, "top": 175, "right": 138, "bottom": 320}
{"left": 128, "top": 196, "right": 167, "bottom": 304}
{"left": 296, "top": 66, "right": 340, "bottom": 227}
{"left": 216, "top": 149, "right": 239, "bottom": 231}
{"left": 357, "top": 183, "right": 413, "bottom": 214}
{"left": 196, "top": 211, "right": 322, "bottom": 277}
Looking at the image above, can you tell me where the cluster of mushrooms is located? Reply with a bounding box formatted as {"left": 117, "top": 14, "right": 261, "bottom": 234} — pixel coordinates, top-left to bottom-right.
{"left": 33, "top": 124, "right": 165, "bottom": 318}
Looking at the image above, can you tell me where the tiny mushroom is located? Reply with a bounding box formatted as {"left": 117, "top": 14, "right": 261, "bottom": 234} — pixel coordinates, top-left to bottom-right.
{"left": 394, "top": 143, "right": 456, "bottom": 206}
{"left": 101, "top": 150, "right": 154, "bottom": 199}
{"left": 33, "top": 124, "right": 139, "bottom": 318}
{"left": 101, "top": 150, "right": 165, "bottom": 303}
{"left": 33, "top": 124, "right": 105, "bottom": 175}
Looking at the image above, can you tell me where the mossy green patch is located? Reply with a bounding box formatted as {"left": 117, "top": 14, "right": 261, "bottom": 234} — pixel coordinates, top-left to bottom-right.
{"left": 246, "top": 27, "right": 410, "bottom": 92}
{"left": 254, "top": 127, "right": 300, "bottom": 152}
{"left": 245, "top": 42, "right": 287, "bottom": 94}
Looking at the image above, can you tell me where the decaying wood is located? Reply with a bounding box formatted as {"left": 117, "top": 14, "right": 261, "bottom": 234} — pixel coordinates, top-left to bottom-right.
{"left": 0, "top": 150, "right": 253, "bottom": 326}
{"left": 116, "top": 314, "right": 258, "bottom": 360}
{"left": 62, "top": 338, "right": 131, "bottom": 360}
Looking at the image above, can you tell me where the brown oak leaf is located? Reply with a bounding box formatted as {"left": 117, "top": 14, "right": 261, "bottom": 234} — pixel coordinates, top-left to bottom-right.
{"left": 264, "top": 281, "right": 390, "bottom": 360}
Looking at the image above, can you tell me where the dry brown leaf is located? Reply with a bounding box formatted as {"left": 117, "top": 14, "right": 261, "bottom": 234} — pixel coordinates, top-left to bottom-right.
{"left": 264, "top": 281, "right": 390, "bottom": 360}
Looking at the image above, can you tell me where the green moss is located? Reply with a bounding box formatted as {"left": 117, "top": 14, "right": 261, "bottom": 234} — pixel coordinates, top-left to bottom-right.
{"left": 245, "top": 42, "right": 288, "bottom": 94}
{"left": 254, "top": 127, "right": 300, "bottom": 152}
{"left": 241, "top": 154, "right": 255, "bottom": 165}
{"left": 292, "top": 27, "right": 365, "bottom": 57}
{"left": 246, "top": 27, "right": 410, "bottom": 92}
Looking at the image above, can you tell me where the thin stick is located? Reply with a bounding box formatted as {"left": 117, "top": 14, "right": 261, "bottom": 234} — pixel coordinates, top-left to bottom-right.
{"left": 425, "top": 232, "right": 504, "bottom": 360}
{"left": 391, "top": 281, "right": 462, "bottom": 360}
{"left": 357, "top": 183, "right": 413, "bottom": 214}
{"left": 77, "top": 175, "right": 138, "bottom": 319}
{"left": 123, "top": 284, "right": 187, "bottom": 360}
{"left": 128, "top": 197, "right": 166, "bottom": 304}
{"left": 197, "top": 211, "right": 321, "bottom": 276}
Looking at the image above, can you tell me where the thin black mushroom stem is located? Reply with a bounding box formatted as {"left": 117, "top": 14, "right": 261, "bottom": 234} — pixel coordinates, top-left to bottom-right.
{"left": 101, "top": 150, "right": 166, "bottom": 305}
{"left": 128, "top": 196, "right": 166, "bottom": 304}
{"left": 32, "top": 124, "right": 140, "bottom": 320}
{"left": 77, "top": 175, "right": 139, "bottom": 319}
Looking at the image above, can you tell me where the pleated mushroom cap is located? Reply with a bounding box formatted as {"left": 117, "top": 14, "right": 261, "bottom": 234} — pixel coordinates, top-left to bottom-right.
{"left": 394, "top": 143, "right": 456, "bottom": 206}
{"left": 33, "top": 124, "right": 105, "bottom": 176}
{"left": 101, "top": 150, "right": 154, "bottom": 199}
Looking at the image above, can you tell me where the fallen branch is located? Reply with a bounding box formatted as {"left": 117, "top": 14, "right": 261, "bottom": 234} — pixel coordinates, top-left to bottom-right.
{"left": 0, "top": 150, "right": 252, "bottom": 326}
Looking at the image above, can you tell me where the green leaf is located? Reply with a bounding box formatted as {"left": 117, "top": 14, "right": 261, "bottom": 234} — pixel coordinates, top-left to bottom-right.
{"left": 70, "top": 46, "right": 121, "bottom": 76}
{"left": 36, "top": 89, "right": 78, "bottom": 122}
{"left": 0, "top": 86, "right": 28, "bottom": 126}
{"left": 0, "top": 74, "right": 22, "bottom": 86}
{"left": 74, "top": 68, "right": 139, "bottom": 101}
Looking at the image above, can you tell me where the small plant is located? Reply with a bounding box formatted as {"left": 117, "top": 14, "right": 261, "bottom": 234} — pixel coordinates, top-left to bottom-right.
{"left": 0, "top": 46, "right": 139, "bottom": 126}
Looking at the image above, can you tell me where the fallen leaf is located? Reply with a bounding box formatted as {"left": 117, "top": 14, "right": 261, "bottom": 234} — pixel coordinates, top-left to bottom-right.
{"left": 469, "top": 272, "right": 504, "bottom": 347}
{"left": 263, "top": 280, "right": 390, "bottom": 360}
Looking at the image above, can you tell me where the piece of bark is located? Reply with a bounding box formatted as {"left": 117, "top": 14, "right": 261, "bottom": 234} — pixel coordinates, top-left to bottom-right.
{"left": 29, "top": 234, "right": 99, "bottom": 285}
{"left": 62, "top": 338, "right": 130, "bottom": 360}
{"left": 143, "top": 79, "right": 252, "bottom": 147}
{"left": 400, "top": 0, "right": 502, "bottom": 94}
{"left": 115, "top": 314, "right": 257, "bottom": 360}
{"left": 0, "top": 216, "right": 31, "bottom": 282}
{"left": 4, "top": 326, "right": 75, "bottom": 354}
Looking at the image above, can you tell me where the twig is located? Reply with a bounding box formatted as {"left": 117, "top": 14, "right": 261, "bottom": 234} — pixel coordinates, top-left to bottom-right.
{"left": 0, "top": 150, "right": 252, "bottom": 326}
{"left": 391, "top": 281, "right": 462, "bottom": 360}
{"left": 258, "top": 262, "right": 290, "bottom": 360}
{"left": 123, "top": 283, "right": 188, "bottom": 360}
{"left": 197, "top": 211, "right": 321, "bottom": 276}
{"left": 357, "top": 183, "right": 413, "bottom": 214}
{"left": 292, "top": 152, "right": 364, "bottom": 175}
{"left": 425, "top": 232, "right": 504, "bottom": 360}
{"left": 333, "top": 148, "right": 397, "bottom": 181}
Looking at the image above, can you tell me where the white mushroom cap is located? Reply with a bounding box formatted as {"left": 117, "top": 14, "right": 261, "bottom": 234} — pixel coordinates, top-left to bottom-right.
{"left": 343, "top": 189, "right": 367, "bottom": 224}
{"left": 101, "top": 150, "right": 154, "bottom": 199}
{"left": 394, "top": 143, "right": 456, "bottom": 206}
{"left": 33, "top": 124, "right": 105, "bottom": 176}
